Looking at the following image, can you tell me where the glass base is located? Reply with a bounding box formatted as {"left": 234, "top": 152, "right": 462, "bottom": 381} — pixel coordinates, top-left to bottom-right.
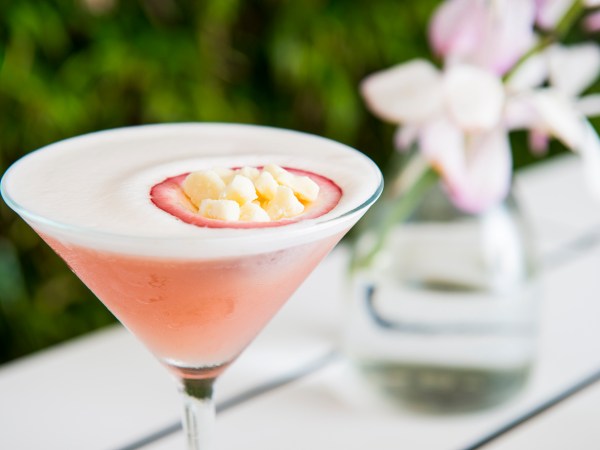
{"left": 356, "top": 361, "right": 531, "bottom": 414}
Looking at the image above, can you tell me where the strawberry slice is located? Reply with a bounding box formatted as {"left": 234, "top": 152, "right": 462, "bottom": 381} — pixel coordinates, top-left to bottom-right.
{"left": 150, "top": 167, "right": 342, "bottom": 229}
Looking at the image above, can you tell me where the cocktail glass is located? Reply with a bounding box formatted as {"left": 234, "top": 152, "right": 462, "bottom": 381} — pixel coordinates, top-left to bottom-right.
{"left": 1, "top": 123, "right": 383, "bottom": 449}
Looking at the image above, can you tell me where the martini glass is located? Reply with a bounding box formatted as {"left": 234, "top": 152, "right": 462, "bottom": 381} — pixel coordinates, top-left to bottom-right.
{"left": 1, "top": 123, "right": 382, "bottom": 449}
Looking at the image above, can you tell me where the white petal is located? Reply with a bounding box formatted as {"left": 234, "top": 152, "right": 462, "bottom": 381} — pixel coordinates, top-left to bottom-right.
{"left": 548, "top": 43, "right": 600, "bottom": 97}
{"left": 394, "top": 125, "right": 419, "bottom": 152}
{"left": 577, "top": 94, "right": 600, "bottom": 117}
{"left": 449, "top": 129, "right": 512, "bottom": 213}
{"left": 577, "top": 121, "right": 600, "bottom": 200}
{"left": 472, "top": 0, "right": 537, "bottom": 74}
{"left": 504, "top": 93, "right": 542, "bottom": 130}
{"left": 430, "top": 0, "right": 535, "bottom": 75}
{"left": 419, "top": 117, "right": 466, "bottom": 188}
{"left": 428, "top": 0, "right": 487, "bottom": 57}
{"left": 360, "top": 60, "right": 444, "bottom": 124}
{"left": 507, "top": 89, "right": 590, "bottom": 149}
{"left": 443, "top": 65, "right": 505, "bottom": 131}
{"left": 532, "top": 90, "right": 586, "bottom": 149}
{"left": 505, "top": 51, "right": 548, "bottom": 93}
{"left": 418, "top": 118, "right": 463, "bottom": 163}
{"left": 585, "top": 0, "right": 600, "bottom": 7}
{"left": 419, "top": 119, "right": 512, "bottom": 212}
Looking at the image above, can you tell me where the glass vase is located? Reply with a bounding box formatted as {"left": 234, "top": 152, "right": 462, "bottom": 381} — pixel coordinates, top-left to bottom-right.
{"left": 343, "top": 175, "right": 539, "bottom": 413}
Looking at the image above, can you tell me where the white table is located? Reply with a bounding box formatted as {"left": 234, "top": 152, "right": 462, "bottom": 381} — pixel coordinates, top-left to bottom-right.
{"left": 1, "top": 155, "right": 599, "bottom": 450}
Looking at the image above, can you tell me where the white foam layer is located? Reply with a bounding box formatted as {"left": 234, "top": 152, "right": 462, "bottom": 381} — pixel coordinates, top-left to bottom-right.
{"left": 2, "top": 124, "right": 382, "bottom": 257}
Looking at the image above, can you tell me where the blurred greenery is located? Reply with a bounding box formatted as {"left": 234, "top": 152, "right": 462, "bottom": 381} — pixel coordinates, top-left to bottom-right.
{"left": 0, "top": 0, "right": 598, "bottom": 364}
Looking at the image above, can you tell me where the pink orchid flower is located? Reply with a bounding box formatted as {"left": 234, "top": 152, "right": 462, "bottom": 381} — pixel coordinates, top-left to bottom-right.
{"left": 361, "top": 60, "right": 510, "bottom": 212}
{"left": 362, "top": 0, "right": 600, "bottom": 212}
{"left": 506, "top": 43, "right": 600, "bottom": 198}
{"left": 429, "top": 0, "right": 536, "bottom": 75}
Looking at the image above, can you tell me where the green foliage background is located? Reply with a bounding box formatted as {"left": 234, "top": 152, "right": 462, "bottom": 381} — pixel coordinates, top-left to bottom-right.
{"left": 0, "top": 0, "right": 598, "bottom": 364}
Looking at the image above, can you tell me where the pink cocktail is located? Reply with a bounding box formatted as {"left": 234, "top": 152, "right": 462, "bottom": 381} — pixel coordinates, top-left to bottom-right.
{"left": 1, "top": 123, "right": 382, "bottom": 449}
{"left": 44, "top": 232, "right": 341, "bottom": 378}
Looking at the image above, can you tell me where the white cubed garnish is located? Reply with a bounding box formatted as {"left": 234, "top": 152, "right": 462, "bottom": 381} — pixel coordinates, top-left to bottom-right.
{"left": 238, "top": 166, "right": 261, "bottom": 180}
{"left": 265, "top": 186, "right": 304, "bottom": 220}
{"left": 182, "top": 171, "right": 226, "bottom": 207}
{"left": 288, "top": 175, "right": 319, "bottom": 202}
{"left": 212, "top": 168, "right": 236, "bottom": 184}
{"left": 240, "top": 202, "right": 271, "bottom": 222}
{"left": 198, "top": 199, "right": 240, "bottom": 221}
{"left": 183, "top": 165, "right": 318, "bottom": 222}
{"left": 254, "top": 171, "right": 279, "bottom": 200}
{"left": 224, "top": 175, "right": 258, "bottom": 205}
{"left": 263, "top": 164, "right": 293, "bottom": 186}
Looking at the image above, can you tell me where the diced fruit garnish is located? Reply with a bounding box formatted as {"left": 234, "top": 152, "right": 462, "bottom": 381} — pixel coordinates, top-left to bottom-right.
{"left": 198, "top": 199, "right": 240, "bottom": 221}
{"left": 287, "top": 176, "right": 319, "bottom": 202}
{"left": 263, "top": 164, "right": 293, "bottom": 186}
{"left": 238, "top": 166, "right": 260, "bottom": 180}
{"left": 240, "top": 202, "right": 271, "bottom": 222}
{"left": 150, "top": 165, "right": 342, "bottom": 229}
{"left": 254, "top": 171, "right": 278, "bottom": 200}
{"left": 182, "top": 171, "right": 225, "bottom": 207}
{"left": 212, "top": 168, "right": 236, "bottom": 183}
{"left": 265, "top": 186, "right": 304, "bottom": 220}
{"left": 224, "top": 175, "right": 258, "bottom": 205}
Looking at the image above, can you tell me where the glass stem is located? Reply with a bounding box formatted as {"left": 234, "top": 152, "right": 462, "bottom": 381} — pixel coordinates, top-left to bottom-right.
{"left": 180, "top": 378, "right": 216, "bottom": 450}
